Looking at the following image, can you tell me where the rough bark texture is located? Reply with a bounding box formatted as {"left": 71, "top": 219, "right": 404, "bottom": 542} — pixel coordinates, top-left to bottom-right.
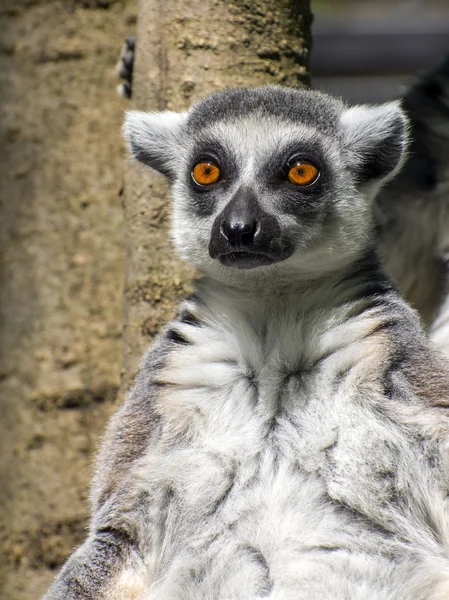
{"left": 124, "top": 0, "right": 312, "bottom": 387}
{"left": 0, "top": 2, "right": 136, "bottom": 598}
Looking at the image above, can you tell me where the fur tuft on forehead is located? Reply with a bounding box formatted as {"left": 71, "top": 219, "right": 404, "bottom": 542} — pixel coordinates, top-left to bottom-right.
{"left": 186, "top": 86, "right": 345, "bottom": 134}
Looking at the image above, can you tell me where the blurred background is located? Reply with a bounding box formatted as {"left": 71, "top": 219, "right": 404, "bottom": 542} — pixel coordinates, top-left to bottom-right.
{"left": 0, "top": 1, "right": 448, "bottom": 599}
{"left": 0, "top": 2, "right": 135, "bottom": 598}
{"left": 312, "top": 0, "right": 449, "bottom": 102}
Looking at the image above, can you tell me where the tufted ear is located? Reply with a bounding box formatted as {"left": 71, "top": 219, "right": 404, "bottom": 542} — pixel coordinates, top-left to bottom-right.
{"left": 123, "top": 110, "right": 188, "bottom": 180}
{"left": 340, "top": 101, "right": 409, "bottom": 185}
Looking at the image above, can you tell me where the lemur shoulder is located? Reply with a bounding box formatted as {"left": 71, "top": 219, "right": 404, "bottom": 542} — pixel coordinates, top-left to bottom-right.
{"left": 43, "top": 69, "right": 449, "bottom": 599}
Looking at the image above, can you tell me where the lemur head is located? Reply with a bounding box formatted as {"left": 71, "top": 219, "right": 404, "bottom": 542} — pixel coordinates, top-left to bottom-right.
{"left": 125, "top": 87, "right": 408, "bottom": 282}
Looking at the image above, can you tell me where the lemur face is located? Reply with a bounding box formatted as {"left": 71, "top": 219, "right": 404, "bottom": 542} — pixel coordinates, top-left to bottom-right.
{"left": 125, "top": 87, "right": 408, "bottom": 281}
{"left": 182, "top": 114, "right": 330, "bottom": 272}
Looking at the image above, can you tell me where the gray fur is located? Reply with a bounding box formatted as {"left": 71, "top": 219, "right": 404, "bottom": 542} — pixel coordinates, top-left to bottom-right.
{"left": 377, "top": 56, "right": 449, "bottom": 342}
{"left": 43, "top": 81, "right": 449, "bottom": 599}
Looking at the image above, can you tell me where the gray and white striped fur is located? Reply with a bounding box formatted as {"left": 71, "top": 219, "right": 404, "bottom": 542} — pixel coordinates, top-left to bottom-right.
{"left": 43, "top": 72, "right": 449, "bottom": 599}
{"left": 377, "top": 57, "right": 449, "bottom": 348}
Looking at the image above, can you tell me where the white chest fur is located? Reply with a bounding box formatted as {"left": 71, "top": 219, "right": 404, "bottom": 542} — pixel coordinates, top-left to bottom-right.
{"left": 125, "top": 289, "right": 449, "bottom": 599}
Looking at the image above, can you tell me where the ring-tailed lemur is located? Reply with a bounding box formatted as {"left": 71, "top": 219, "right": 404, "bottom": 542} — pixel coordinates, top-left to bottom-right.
{"left": 117, "top": 41, "right": 449, "bottom": 342}
{"left": 43, "top": 83, "right": 449, "bottom": 598}
{"left": 376, "top": 57, "right": 449, "bottom": 346}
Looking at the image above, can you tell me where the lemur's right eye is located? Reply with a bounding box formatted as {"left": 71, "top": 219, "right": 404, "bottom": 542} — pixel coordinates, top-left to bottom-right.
{"left": 287, "top": 161, "right": 319, "bottom": 186}
{"left": 192, "top": 162, "right": 221, "bottom": 186}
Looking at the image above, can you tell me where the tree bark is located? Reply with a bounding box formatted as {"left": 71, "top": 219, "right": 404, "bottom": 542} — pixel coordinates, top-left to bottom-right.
{"left": 0, "top": 3, "right": 136, "bottom": 599}
{"left": 123, "top": 0, "right": 313, "bottom": 387}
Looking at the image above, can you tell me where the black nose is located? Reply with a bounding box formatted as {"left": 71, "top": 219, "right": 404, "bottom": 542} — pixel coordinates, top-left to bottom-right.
{"left": 221, "top": 219, "right": 258, "bottom": 248}
{"left": 208, "top": 186, "right": 293, "bottom": 268}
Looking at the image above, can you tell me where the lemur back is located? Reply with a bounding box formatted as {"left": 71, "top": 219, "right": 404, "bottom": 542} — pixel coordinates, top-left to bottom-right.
{"left": 43, "top": 81, "right": 449, "bottom": 600}
{"left": 377, "top": 57, "right": 449, "bottom": 341}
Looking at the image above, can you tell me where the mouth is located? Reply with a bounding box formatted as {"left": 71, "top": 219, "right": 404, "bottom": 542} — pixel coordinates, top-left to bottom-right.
{"left": 218, "top": 251, "right": 279, "bottom": 270}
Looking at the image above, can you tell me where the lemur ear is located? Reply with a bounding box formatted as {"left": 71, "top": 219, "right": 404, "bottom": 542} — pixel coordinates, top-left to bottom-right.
{"left": 123, "top": 110, "right": 188, "bottom": 180}
{"left": 340, "top": 101, "right": 409, "bottom": 185}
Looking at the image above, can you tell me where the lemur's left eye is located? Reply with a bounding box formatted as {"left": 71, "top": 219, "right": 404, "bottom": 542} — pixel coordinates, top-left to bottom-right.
{"left": 288, "top": 161, "right": 319, "bottom": 186}
{"left": 192, "top": 162, "right": 221, "bottom": 186}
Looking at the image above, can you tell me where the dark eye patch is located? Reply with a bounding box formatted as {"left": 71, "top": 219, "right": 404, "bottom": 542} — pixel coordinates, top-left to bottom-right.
{"left": 187, "top": 137, "right": 238, "bottom": 217}
{"left": 257, "top": 139, "right": 324, "bottom": 184}
{"left": 256, "top": 140, "right": 333, "bottom": 221}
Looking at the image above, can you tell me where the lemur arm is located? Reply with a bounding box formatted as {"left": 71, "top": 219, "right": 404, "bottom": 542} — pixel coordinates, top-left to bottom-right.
{"left": 42, "top": 339, "right": 169, "bottom": 599}
{"left": 41, "top": 530, "right": 132, "bottom": 600}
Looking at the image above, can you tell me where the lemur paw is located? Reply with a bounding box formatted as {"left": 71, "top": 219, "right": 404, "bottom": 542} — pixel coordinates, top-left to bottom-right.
{"left": 116, "top": 35, "right": 135, "bottom": 99}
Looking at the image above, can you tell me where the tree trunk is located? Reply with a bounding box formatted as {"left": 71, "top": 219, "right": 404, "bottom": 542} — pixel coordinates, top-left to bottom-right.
{"left": 123, "top": 0, "right": 313, "bottom": 387}
{"left": 0, "top": 3, "right": 136, "bottom": 599}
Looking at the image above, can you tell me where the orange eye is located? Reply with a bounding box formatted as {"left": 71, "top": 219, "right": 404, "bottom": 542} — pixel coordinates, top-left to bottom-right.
{"left": 192, "top": 162, "right": 221, "bottom": 186}
{"left": 288, "top": 162, "right": 319, "bottom": 186}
